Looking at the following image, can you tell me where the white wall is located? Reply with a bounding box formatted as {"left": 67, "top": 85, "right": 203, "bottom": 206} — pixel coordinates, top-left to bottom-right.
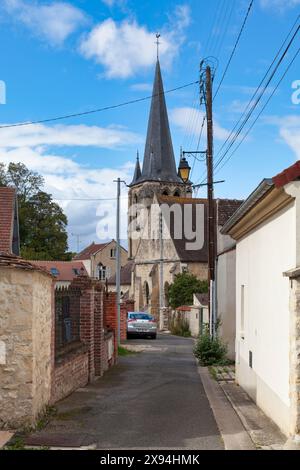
{"left": 217, "top": 249, "right": 236, "bottom": 360}
{"left": 236, "top": 202, "right": 296, "bottom": 435}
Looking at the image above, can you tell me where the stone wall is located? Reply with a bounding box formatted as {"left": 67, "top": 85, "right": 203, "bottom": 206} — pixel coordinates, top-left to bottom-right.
{"left": 0, "top": 257, "right": 53, "bottom": 429}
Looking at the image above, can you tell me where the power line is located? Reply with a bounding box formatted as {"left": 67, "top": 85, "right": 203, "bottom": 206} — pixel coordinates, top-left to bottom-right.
{"left": 214, "top": 24, "right": 300, "bottom": 172}
{"left": 214, "top": 13, "right": 300, "bottom": 163}
{"left": 0, "top": 80, "right": 199, "bottom": 130}
{"left": 214, "top": 46, "right": 300, "bottom": 174}
{"left": 214, "top": 0, "right": 236, "bottom": 59}
{"left": 213, "top": 0, "right": 254, "bottom": 100}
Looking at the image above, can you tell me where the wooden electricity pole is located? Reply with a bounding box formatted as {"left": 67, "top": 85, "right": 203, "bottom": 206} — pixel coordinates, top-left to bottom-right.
{"left": 205, "top": 65, "right": 216, "bottom": 336}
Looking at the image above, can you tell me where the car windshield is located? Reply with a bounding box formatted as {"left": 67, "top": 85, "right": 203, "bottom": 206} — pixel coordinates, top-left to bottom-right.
{"left": 128, "top": 313, "right": 153, "bottom": 321}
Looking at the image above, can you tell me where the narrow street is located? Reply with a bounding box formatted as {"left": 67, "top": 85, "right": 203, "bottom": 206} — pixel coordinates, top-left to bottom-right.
{"left": 26, "top": 334, "right": 223, "bottom": 450}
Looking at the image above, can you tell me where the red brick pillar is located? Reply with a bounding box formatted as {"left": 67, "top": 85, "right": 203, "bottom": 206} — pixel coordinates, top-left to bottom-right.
{"left": 103, "top": 292, "right": 118, "bottom": 358}
{"left": 120, "top": 302, "right": 127, "bottom": 342}
{"left": 80, "top": 285, "right": 95, "bottom": 381}
{"left": 94, "top": 285, "right": 104, "bottom": 377}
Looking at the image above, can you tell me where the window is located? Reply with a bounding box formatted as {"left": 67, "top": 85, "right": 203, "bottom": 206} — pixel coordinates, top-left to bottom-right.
{"left": 173, "top": 190, "right": 180, "bottom": 197}
{"left": 50, "top": 267, "right": 60, "bottom": 277}
{"left": 128, "top": 313, "right": 153, "bottom": 321}
{"left": 144, "top": 281, "right": 150, "bottom": 305}
{"left": 110, "top": 248, "right": 117, "bottom": 258}
{"left": 72, "top": 268, "right": 80, "bottom": 276}
{"left": 98, "top": 264, "right": 107, "bottom": 280}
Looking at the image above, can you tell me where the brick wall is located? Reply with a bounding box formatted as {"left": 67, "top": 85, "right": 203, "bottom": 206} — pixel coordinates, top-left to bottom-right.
{"left": 51, "top": 346, "right": 89, "bottom": 404}
{"left": 103, "top": 292, "right": 133, "bottom": 353}
{"left": 51, "top": 276, "right": 112, "bottom": 404}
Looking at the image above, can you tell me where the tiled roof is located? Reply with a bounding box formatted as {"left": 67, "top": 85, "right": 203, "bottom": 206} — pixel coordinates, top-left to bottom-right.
{"left": 0, "top": 252, "right": 52, "bottom": 276}
{"left": 273, "top": 160, "right": 300, "bottom": 188}
{"left": 222, "top": 160, "right": 300, "bottom": 234}
{"left": 158, "top": 195, "right": 208, "bottom": 263}
{"left": 157, "top": 195, "right": 242, "bottom": 263}
{"left": 176, "top": 306, "right": 192, "bottom": 311}
{"left": 107, "top": 260, "right": 133, "bottom": 285}
{"left": 73, "top": 242, "right": 110, "bottom": 260}
{"left": 30, "top": 260, "right": 88, "bottom": 281}
{"left": 217, "top": 199, "right": 244, "bottom": 226}
{"left": 195, "top": 292, "right": 209, "bottom": 306}
{"left": 0, "top": 187, "right": 16, "bottom": 254}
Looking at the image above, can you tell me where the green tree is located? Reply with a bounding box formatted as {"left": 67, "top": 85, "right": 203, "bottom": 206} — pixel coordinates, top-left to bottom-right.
{"left": 167, "top": 272, "right": 208, "bottom": 309}
{"left": 0, "top": 162, "right": 70, "bottom": 260}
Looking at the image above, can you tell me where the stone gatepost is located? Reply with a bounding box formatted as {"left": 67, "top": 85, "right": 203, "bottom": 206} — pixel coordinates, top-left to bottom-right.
{"left": 0, "top": 254, "right": 53, "bottom": 429}
{"left": 284, "top": 267, "right": 300, "bottom": 441}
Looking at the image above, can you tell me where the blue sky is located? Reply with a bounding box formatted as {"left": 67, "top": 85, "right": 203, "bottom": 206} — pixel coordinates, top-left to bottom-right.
{"left": 0, "top": 0, "right": 299, "bottom": 251}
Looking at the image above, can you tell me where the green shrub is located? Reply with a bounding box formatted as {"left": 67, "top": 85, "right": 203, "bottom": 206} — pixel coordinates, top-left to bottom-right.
{"left": 169, "top": 315, "right": 191, "bottom": 337}
{"left": 194, "top": 326, "right": 228, "bottom": 366}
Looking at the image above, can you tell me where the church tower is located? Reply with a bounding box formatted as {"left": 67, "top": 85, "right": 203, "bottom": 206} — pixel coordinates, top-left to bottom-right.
{"left": 128, "top": 59, "right": 192, "bottom": 259}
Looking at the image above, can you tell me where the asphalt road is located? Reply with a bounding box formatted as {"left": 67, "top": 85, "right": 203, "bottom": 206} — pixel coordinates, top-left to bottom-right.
{"left": 26, "top": 334, "right": 223, "bottom": 450}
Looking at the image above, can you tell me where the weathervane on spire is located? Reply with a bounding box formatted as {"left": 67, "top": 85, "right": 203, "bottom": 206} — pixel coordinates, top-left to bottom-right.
{"left": 155, "top": 33, "right": 161, "bottom": 60}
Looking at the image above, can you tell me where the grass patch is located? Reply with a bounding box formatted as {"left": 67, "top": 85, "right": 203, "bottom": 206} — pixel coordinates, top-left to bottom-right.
{"left": 118, "top": 346, "right": 136, "bottom": 356}
{"left": 208, "top": 366, "right": 218, "bottom": 381}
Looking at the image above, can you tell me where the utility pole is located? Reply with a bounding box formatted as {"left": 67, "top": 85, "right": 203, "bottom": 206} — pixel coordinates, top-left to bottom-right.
{"left": 205, "top": 65, "right": 216, "bottom": 337}
{"left": 71, "top": 233, "right": 82, "bottom": 254}
{"left": 113, "top": 177, "right": 126, "bottom": 346}
{"left": 159, "top": 211, "right": 165, "bottom": 330}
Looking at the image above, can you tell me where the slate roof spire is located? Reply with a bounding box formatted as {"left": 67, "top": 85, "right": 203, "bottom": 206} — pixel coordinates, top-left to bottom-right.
{"left": 132, "top": 59, "right": 182, "bottom": 185}
{"left": 130, "top": 150, "right": 142, "bottom": 185}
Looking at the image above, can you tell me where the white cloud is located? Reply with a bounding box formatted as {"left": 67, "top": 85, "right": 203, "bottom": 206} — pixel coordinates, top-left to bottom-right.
{"left": 102, "top": 0, "right": 116, "bottom": 6}
{"left": 101, "top": 0, "right": 126, "bottom": 6}
{"left": 79, "top": 4, "right": 191, "bottom": 78}
{"left": 0, "top": 145, "right": 131, "bottom": 249}
{"left": 0, "top": 120, "right": 140, "bottom": 249}
{"left": 0, "top": 123, "right": 141, "bottom": 149}
{"left": 131, "top": 83, "right": 153, "bottom": 92}
{"left": 170, "top": 107, "right": 230, "bottom": 141}
{"left": 2, "top": 0, "right": 87, "bottom": 46}
{"left": 278, "top": 116, "right": 300, "bottom": 159}
{"left": 264, "top": 115, "right": 300, "bottom": 159}
{"left": 259, "top": 0, "right": 300, "bottom": 11}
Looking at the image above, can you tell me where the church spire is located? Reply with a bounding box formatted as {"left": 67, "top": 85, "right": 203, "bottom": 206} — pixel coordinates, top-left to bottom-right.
{"left": 130, "top": 150, "right": 142, "bottom": 185}
{"left": 136, "top": 58, "right": 182, "bottom": 185}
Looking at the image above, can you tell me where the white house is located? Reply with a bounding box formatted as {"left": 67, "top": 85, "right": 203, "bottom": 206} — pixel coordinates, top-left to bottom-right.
{"left": 216, "top": 199, "right": 243, "bottom": 360}
{"left": 221, "top": 160, "right": 300, "bottom": 439}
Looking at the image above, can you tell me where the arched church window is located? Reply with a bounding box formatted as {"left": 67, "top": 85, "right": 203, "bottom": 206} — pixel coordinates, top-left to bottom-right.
{"left": 164, "top": 281, "right": 170, "bottom": 307}
{"left": 162, "top": 189, "right": 169, "bottom": 196}
{"left": 173, "top": 189, "right": 181, "bottom": 197}
{"left": 144, "top": 281, "right": 150, "bottom": 306}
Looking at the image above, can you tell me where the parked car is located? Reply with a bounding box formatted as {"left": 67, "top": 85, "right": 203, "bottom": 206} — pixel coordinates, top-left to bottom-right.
{"left": 127, "top": 312, "right": 157, "bottom": 339}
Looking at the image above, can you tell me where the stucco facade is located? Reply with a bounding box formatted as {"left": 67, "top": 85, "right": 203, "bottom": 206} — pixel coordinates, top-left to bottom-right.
{"left": 235, "top": 202, "right": 295, "bottom": 435}
{"left": 217, "top": 246, "right": 236, "bottom": 360}
{"left": 222, "top": 173, "right": 300, "bottom": 437}
{"left": 76, "top": 240, "right": 128, "bottom": 280}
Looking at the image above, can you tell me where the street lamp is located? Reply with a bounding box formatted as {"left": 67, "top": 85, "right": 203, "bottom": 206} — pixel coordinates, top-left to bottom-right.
{"left": 178, "top": 156, "right": 191, "bottom": 183}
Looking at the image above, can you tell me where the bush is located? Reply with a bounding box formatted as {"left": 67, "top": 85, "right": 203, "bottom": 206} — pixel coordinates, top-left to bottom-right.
{"left": 169, "top": 315, "right": 191, "bottom": 337}
{"left": 167, "top": 273, "right": 208, "bottom": 309}
{"left": 194, "top": 326, "right": 228, "bottom": 366}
